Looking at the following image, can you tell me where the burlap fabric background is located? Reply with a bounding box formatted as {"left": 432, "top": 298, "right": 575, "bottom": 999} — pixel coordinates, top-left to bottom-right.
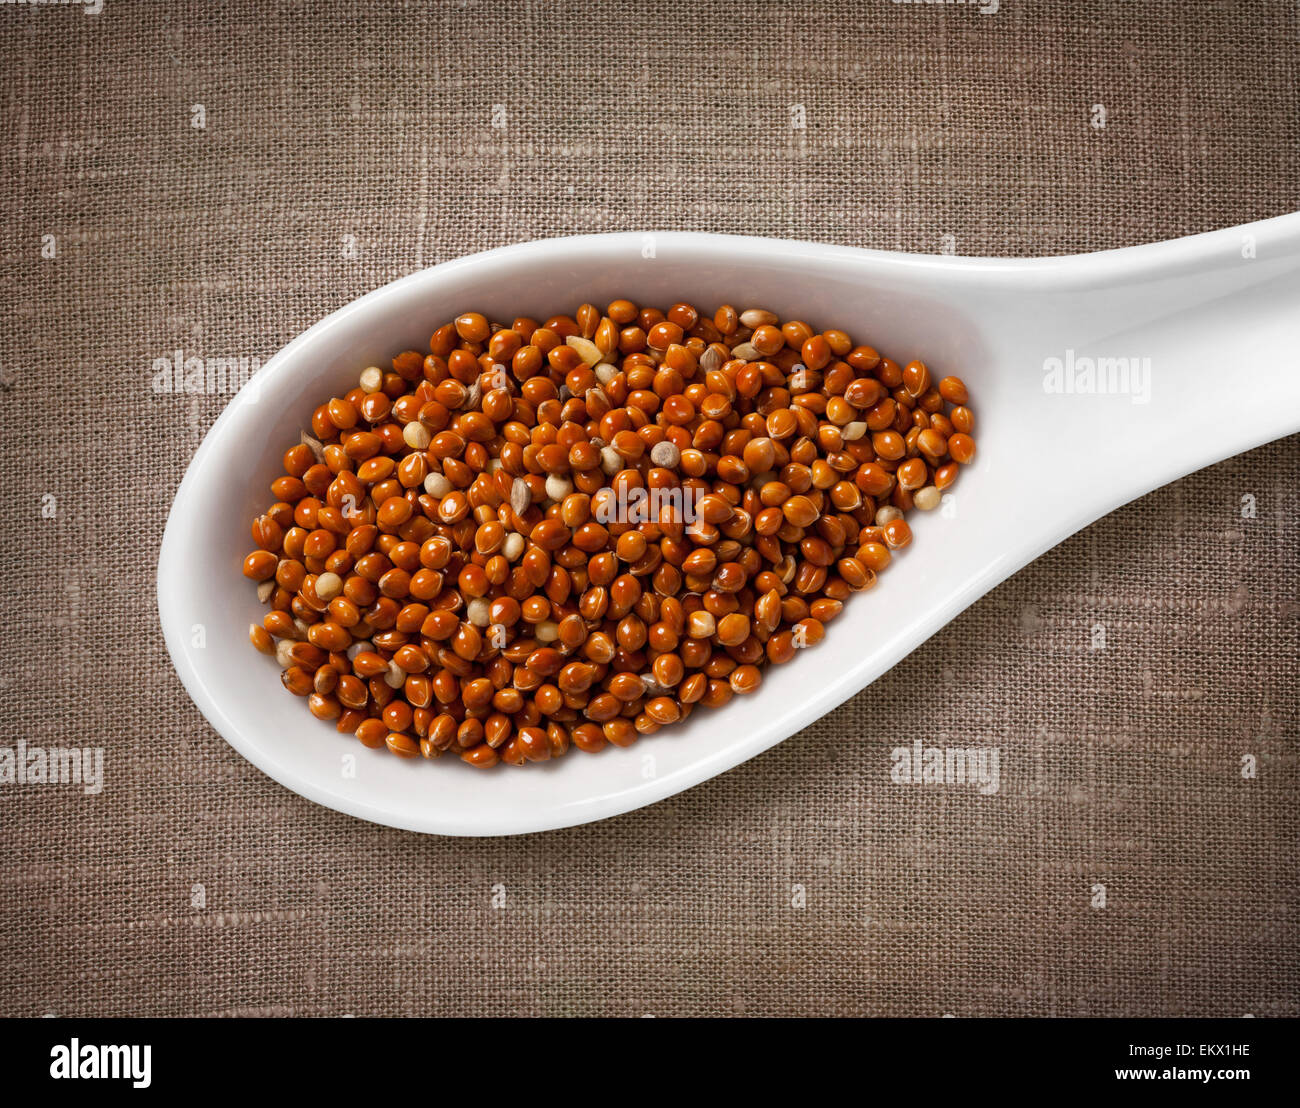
{"left": 1, "top": 0, "right": 1296, "bottom": 1017}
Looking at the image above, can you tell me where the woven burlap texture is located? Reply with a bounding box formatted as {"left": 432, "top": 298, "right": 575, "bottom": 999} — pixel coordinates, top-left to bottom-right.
{"left": 0, "top": 0, "right": 1296, "bottom": 1016}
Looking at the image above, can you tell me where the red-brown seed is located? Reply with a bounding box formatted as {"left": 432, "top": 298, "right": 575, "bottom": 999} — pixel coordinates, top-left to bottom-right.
{"left": 247, "top": 298, "right": 975, "bottom": 769}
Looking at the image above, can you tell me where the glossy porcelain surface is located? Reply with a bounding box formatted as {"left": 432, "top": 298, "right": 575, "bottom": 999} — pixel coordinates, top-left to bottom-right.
{"left": 158, "top": 217, "right": 1300, "bottom": 834}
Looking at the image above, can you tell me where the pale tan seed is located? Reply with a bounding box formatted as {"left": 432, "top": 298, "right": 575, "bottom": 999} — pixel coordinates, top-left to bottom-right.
{"left": 565, "top": 336, "right": 603, "bottom": 367}
{"left": 650, "top": 441, "right": 680, "bottom": 468}
{"left": 699, "top": 345, "right": 726, "bottom": 373}
{"left": 913, "top": 486, "right": 942, "bottom": 511}
{"left": 403, "top": 422, "right": 432, "bottom": 449}
{"left": 545, "top": 474, "right": 573, "bottom": 501}
{"left": 510, "top": 478, "right": 531, "bottom": 514}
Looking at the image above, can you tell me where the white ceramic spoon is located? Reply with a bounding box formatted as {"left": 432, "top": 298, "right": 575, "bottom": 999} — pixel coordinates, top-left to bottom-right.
{"left": 158, "top": 215, "right": 1300, "bottom": 836}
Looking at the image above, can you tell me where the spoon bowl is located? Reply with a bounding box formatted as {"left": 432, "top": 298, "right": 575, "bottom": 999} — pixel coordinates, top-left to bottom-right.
{"left": 158, "top": 216, "right": 1300, "bottom": 835}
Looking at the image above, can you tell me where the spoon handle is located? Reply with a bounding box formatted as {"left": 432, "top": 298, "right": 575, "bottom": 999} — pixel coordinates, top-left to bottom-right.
{"left": 968, "top": 214, "right": 1300, "bottom": 541}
